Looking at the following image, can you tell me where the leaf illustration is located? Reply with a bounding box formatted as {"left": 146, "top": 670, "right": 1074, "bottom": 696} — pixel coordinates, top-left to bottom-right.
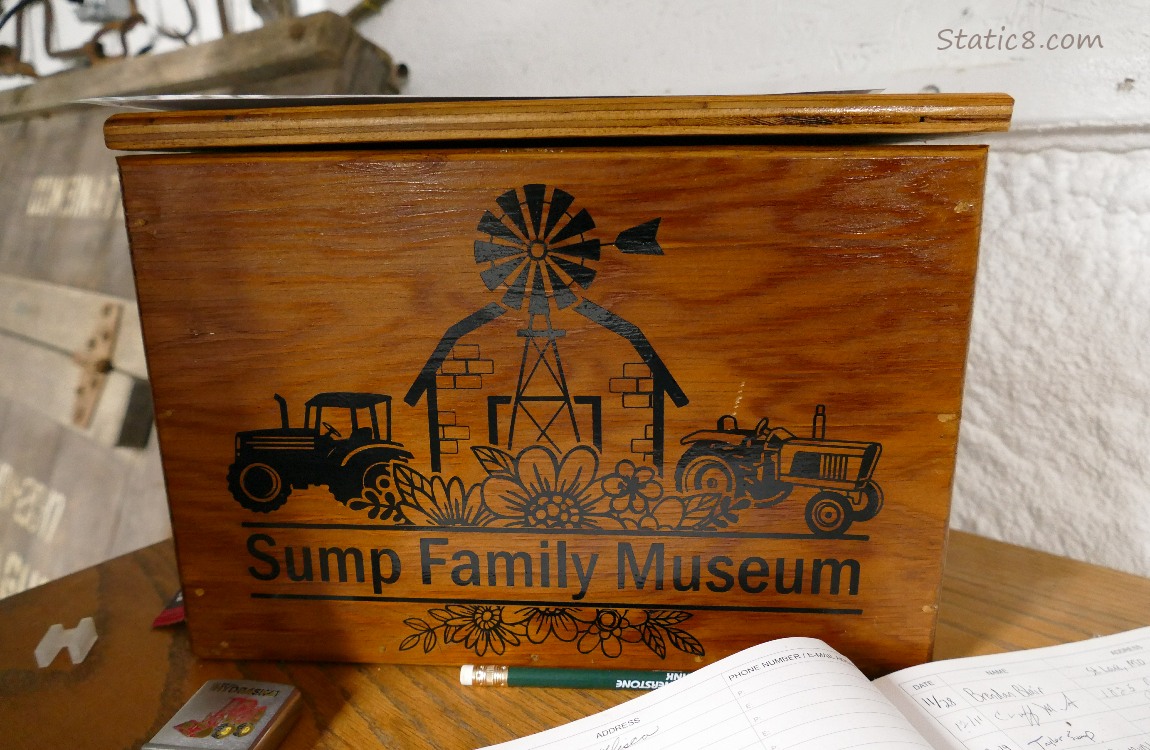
{"left": 640, "top": 624, "right": 667, "bottom": 659}
{"left": 666, "top": 626, "right": 705, "bottom": 656}
{"left": 392, "top": 463, "right": 435, "bottom": 508}
{"left": 680, "top": 492, "right": 722, "bottom": 529}
{"left": 399, "top": 633, "right": 422, "bottom": 651}
{"left": 471, "top": 445, "right": 517, "bottom": 478}
{"left": 645, "top": 610, "right": 691, "bottom": 626}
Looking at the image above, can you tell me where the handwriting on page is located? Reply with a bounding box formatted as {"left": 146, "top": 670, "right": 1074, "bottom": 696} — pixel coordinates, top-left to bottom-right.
{"left": 480, "top": 638, "right": 933, "bottom": 749}
{"left": 891, "top": 633, "right": 1150, "bottom": 750}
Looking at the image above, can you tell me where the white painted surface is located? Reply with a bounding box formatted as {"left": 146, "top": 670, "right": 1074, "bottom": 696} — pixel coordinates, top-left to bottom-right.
{"left": 4, "top": 0, "right": 1149, "bottom": 576}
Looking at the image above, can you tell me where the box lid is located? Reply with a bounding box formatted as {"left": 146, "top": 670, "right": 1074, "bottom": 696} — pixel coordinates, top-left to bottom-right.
{"left": 103, "top": 93, "right": 1012, "bottom": 152}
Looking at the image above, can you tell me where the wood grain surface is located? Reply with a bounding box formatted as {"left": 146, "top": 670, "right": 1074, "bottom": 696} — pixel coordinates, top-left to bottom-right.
{"left": 103, "top": 93, "right": 1013, "bottom": 152}
{"left": 0, "top": 531, "right": 1146, "bottom": 750}
{"left": 119, "top": 140, "right": 989, "bottom": 675}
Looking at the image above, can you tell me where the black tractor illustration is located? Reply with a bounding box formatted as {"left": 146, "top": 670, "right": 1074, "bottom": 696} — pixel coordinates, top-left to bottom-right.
{"left": 675, "top": 405, "right": 883, "bottom": 537}
{"left": 227, "top": 392, "right": 413, "bottom": 512}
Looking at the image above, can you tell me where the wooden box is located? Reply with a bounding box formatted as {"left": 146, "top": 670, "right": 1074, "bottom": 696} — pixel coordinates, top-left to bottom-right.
{"left": 106, "top": 94, "right": 1012, "bottom": 676}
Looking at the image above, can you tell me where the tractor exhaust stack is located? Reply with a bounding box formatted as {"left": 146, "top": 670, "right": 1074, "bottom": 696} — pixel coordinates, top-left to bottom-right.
{"left": 274, "top": 394, "right": 289, "bottom": 429}
{"left": 812, "top": 404, "right": 826, "bottom": 440}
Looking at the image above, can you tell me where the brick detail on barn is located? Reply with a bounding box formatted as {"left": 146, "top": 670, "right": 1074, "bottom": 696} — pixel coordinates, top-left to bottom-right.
{"left": 436, "top": 344, "right": 494, "bottom": 391}
{"left": 434, "top": 410, "right": 472, "bottom": 455}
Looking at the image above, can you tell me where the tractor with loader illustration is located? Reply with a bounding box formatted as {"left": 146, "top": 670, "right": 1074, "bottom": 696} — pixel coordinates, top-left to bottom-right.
{"left": 227, "top": 392, "right": 412, "bottom": 512}
{"left": 675, "top": 405, "right": 883, "bottom": 537}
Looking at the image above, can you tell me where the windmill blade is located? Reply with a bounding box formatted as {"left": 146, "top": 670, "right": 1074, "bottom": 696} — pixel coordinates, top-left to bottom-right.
{"left": 528, "top": 264, "right": 550, "bottom": 315}
{"left": 477, "top": 210, "right": 526, "bottom": 245}
{"left": 549, "top": 255, "right": 597, "bottom": 289}
{"left": 615, "top": 218, "right": 663, "bottom": 255}
{"left": 524, "top": 184, "right": 546, "bottom": 239}
{"left": 496, "top": 188, "right": 530, "bottom": 239}
{"left": 549, "top": 207, "right": 595, "bottom": 245}
{"left": 502, "top": 263, "right": 531, "bottom": 309}
{"left": 550, "top": 238, "right": 600, "bottom": 262}
{"left": 543, "top": 188, "right": 575, "bottom": 239}
{"left": 475, "top": 239, "right": 525, "bottom": 264}
{"left": 545, "top": 263, "right": 578, "bottom": 309}
{"left": 481, "top": 257, "right": 526, "bottom": 291}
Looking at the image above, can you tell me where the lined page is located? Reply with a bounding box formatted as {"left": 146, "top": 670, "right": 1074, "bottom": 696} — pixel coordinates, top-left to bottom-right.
{"left": 478, "top": 637, "right": 932, "bottom": 750}
{"left": 874, "top": 626, "right": 1150, "bottom": 750}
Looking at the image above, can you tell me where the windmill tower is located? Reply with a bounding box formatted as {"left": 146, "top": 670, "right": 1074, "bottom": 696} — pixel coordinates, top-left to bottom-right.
{"left": 405, "top": 184, "right": 689, "bottom": 473}
{"left": 475, "top": 185, "right": 600, "bottom": 450}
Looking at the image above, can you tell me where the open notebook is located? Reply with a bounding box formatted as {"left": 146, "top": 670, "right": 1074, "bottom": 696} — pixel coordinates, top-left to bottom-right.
{"left": 478, "top": 627, "right": 1150, "bottom": 749}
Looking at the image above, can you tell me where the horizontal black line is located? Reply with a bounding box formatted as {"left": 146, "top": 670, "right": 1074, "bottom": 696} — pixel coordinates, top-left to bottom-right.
{"left": 248, "top": 592, "right": 863, "bottom": 615}
{"left": 239, "top": 522, "right": 869, "bottom": 542}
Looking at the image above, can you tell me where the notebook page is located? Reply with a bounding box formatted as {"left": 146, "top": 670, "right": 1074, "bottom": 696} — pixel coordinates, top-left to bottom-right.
{"left": 873, "top": 626, "right": 1150, "bottom": 750}
{"left": 477, "top": 637, "right": 932, "bottom": 749}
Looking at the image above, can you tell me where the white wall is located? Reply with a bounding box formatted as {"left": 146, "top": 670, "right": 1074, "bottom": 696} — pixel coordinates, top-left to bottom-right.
{"left": 6, "top": 0, "right": 1150, "bottom": 575}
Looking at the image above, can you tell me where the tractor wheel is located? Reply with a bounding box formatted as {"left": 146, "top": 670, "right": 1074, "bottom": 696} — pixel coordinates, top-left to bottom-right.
{"left": 330, "top": 461, "right": 395, "bottom": 505}
{"left": 361, "top": 462, "right": 394, "bottom": 495}
{"left": 805, "top": 491, "right": 853, "bottom": 537}
{"left": 235, "top": 723, "right": 254, "bottom": 738}
{"left": 212, "top": 723, "right": 235, "bottom": 739}
{"left": 852, "top": 480, "right": 884, "bottom": 521}
{"left": 676, "top": 448, "right": 738, "bottom": 497}
{"left": 227, "top": 462, "right": 291, "bottom": 513}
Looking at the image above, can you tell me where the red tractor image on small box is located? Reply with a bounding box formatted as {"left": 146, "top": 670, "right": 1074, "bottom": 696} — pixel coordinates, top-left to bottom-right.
{"left": 675, "top": 405, "right": 883, "bottom": 537}
{"left": 173, "top": 696, "right": 267, "bottom": 739}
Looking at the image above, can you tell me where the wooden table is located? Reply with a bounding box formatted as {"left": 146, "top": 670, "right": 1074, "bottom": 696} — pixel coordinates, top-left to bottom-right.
{"left": 2, "top": 530, "right": 1147, "bottom": 749}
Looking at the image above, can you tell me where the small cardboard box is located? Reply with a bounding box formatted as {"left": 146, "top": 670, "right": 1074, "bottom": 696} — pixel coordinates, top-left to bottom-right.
{"left": 107, "top": 94, "right": 1012, "bottom": 676}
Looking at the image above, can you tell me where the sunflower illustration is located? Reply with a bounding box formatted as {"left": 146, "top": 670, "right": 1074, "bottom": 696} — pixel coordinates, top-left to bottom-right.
{"left": 479, "top": 445, "right": 609, "bottom": 529}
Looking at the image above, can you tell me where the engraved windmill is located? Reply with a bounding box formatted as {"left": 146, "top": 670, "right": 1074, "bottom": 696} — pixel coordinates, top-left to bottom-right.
{"left": 406, "top": 184, "right": 688, "bottom": 473}
{"left": 476, "top": 186, "right": 611, "bottom": 450}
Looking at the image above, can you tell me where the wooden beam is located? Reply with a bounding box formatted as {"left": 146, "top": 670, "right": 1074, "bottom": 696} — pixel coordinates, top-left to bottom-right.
{"left": 0, "top": 12, "right": 403, "bottom": 122}
{"left": 0, "top": 274, "right": 147, "bottom": 380}
{"left": 103, "top": 93, "right": 1014, "bottom": 152}
{"left": 0, "top": 275, "right": 151, "bottom": 448}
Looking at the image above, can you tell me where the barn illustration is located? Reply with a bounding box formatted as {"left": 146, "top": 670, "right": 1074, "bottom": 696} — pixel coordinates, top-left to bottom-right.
{"left": 403, "top": 184, "right": 689, "bottom": 475}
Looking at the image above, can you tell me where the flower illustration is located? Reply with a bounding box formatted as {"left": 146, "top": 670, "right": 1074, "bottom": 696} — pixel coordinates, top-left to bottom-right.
{"left": 403, "top": 604, "right": 701, "bottom": 659}
{"left": 480, "top": 445, "right": 608, "bottom": 529}
{"left": 394, "top": 468, "right": 490, "bottom": 527}
{"left": 430, "top": 604, "right": 526, "bottom": 657}
{"left": 517, "top": 606, "right": 583, "bottom": 643}
{"left": 577, "top": 609, "right": 643, "bottom": 658}
{"left": 601, "top": 460, "right": 664, "bottom": 516}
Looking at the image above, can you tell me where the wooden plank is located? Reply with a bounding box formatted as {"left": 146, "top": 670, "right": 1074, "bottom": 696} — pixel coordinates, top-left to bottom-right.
{"left": 0, "top": 274, "right": 148, "bottom": 379}
{"left": 107, "top": 437, "right": 171, "bottom": 559}
{"left": 103, "top": 92, "right": 1014, "bottom": 152}
{"left": 936, "top": 532, "right": 1150, "bottom": 654}
{"left": 0, "top": 396, "right": 166, "bottom": 601}
{"left": 0, "top": 399, "right": 64, "bottom": 599}
{"left": 0, "top": 12, "right": 403, "bottom": 122}
{"left": 0, "top": 109, "right": 137, "bottom": 298}
{"left": 0, "top": 332, "right": 148, "bottom": 448}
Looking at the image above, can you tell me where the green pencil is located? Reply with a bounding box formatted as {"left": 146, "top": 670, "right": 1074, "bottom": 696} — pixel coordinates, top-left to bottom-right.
{"left": 459, "top": 665, "right": 689, "bottom": 690}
